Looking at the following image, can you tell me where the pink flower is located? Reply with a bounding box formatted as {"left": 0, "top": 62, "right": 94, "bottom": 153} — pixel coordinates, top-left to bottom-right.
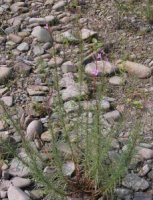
{"left": 44, "top": 23, "right": 49, "bottom": 29}
{"left": 92, "top": 68, "right": 99, "bottom": 76}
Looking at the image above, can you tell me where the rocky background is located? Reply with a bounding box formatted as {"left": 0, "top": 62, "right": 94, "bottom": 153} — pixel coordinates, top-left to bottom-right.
{"left": 0, "top": 0, "right": 153, "bottom": 200}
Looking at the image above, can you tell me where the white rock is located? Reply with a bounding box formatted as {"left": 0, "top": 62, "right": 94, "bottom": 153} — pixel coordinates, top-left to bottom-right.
{"left": 1, "top": 96, "right": 13, "bottom": 107}
{"left": 62, "top": 161, "right": 75, "bottom": 176}
{"left": 8, "top": 186, "right": 31, "bottom": 200}
{"left": 52, "top": 0, "right": 66, "bottom": 11}
{"left": 109, "top": 76, "right": 125, "bottom": 85}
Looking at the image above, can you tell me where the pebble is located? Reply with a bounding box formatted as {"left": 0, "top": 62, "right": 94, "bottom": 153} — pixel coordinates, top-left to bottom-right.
{"left": 31, "top": 26, "right": 53, "bottom": 43}
{"left": 61, "top": 61, "right": 77, "bottom": 73}
{"left": 17, "top": 42, "right": 29, "bottom": 52}
{"left": 9, "top": 158, "right": 30, "bottom": 177}
{"left": 10, "top": 177, "right": 31, "bottom": 188}
{"left": 137, "top": 147, "right": 153, "bottom": 160}
{"left": 85, "top": 61, "right": 117, "bottom": 76}
{"left": 52, "top": 0, "right": 66, "bottom": 11}
{"left": 133, "top": 192, "right": 152, "bottom": 200}
{"left": 0, "top": 66, "right": 12, "bottom": 84}
{"left": 41, "top": 131, "right": 52, "bottom": 142}
{"left": 62, "top": 161, "right": 75, "bottom": 177}
{"left": 7, "top": 185, "right": 31, "bottom": 200}
{"left": 116, "top": 60, "right": 152, "bottom": 79}
{"left": 103, "top": 110, "right": 120, "bottom": 122}
{"left": 122, "top": 173, "right": 149, "bottom": 191}
{"left": 1, "top": 96, "right": 13, "bottom": 107}
{"left": 26, "top": 120, "right": 43, "bottom": 140}
{"left": 81, "top": 28, "right": 97, "bottom": 40}
{"left": 109, "top": 76, "right": 125, "bottom": 85}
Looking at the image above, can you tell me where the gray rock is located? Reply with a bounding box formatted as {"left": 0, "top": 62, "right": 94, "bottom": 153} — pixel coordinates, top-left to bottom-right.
{"left": 1, "top": 96, "right": 13, "bottom": 107}
{"left": 0, "top": 66, "right": 12, "bottom": 84}
{"left": 10, "top": 177, "right": 31, "bottom": 188}
{"left": 9, "top": 158, "right": 30, "bottom": 177}
{"left": 103, "top": 110, "right": 120, "bottom": 122}
{"left": 61, "top": 61, "right": 77, "bottom": 73}
{"left": 62, "top": 161, "right": 75, "bottom": 177}
{"left": 61, "top": 31, "right": 78, "bottom": 44}
{"left": 52, "top": 0, "right": 66, "bottom": 11}
{"left": 62, "top": 84, "right": 87, "bottom": 101}
{"left": 26, "top": 120, "right": 43, "bottom": 140}
{"left": 48, "top": 56, "right": 63, "bottom": 67}
{"left": 8, "top": 186, "right": 31, "bottom": 200}
{"left": 64, "top": 100, "right": 79, "bottom": 113}
{"left": 8, "top": 34, "right": 22, "bottom": 44}
{"left": 33, "top": 46, "right": 44, "bottom": 56}
{"left": 122, "top": 173, "right": 149, "bottom": 191}
{"left": 80, "top": 28, "right": 97, "bottom": 40}
{"left": 115, "top": 188, "right": 132, "bottom": 199}
{"left": 133, "top": 192, "right": 152, "bottom": 200}
{"left": 85, "top": 61, "right": 117, "bottom": 76}
{"left": 10, "top": 2, "right": 25, "bottom": 12}
{"left": 32, "top": 26, "right": 53, "bottom": 43}
{"left": 45, "top": 15, "right": 56, "bottom": 24}
{"left": 17, "top": 42, "right": 29, "bottom": 52}
{"left": 29, "top": 18, "right": 46, "bottom": 25}
{"left": 0, "top": 180, "right": 11, "bottom": 191}
{"left": 138, "top": 164, "right": 151, "bottom": 176}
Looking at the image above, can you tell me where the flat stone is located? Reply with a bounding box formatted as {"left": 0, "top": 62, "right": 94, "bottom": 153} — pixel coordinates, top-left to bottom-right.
{"left": 109, "top": 76, "right": 125, "bottom": 85}
{"left": 8, "top": 34, "right": 22, "bottom": 44}
{"left": 61, "top": 30, "right": 78, "bottom": 44}
{"left": 14, "top": 62, "right": 32, "bottom": 76}
{"left": 62, "top": 84, "right": 88, "bottom": 101}
{"left": 133, "top": 192, "right": 152, "bottom": 200}
{"left": 29, "top": 18, "right": 46, "bottom": 25}
{"left": 33, "top": 46, "right": 44, "bottom": 56}
{"left": 27, "top": 85, "right": 48, "bottom": 96}
{"left": 52, "top": 0, "right": 66, "bottom": 11}
{"left": 116, "top": 60, "right": 152, "bottom": 79}
{"left": 26, "top": 120, "right": 43, "bottom": 140}
{"left": 122, "top": 173, "right": 149, "bottom": 191}
{"left": 10, "top": 2, "right": 25, "bottom": 12}
{"left": 61, "top": 61, "right": 77, "bottom": 73}
{"left": 85, "top": 61, "right": 117, "bottom": 76}
{"left": 10, "top": 177, "right": 31, "bottom": 188}
{"left": 103, "top": 110, "right": 120, "bottom": 122}
{"left": 17, "top": 42, "right": 29, "bottom": 52}
{"left": 0, "top": 180, "right": 11, "bottom": 191}
{"left": 32, "top": 26, "right": 53, "bottom": 43}
{"left": 1, "top": 96, "right": 13, "bottom": 107}
{"left": 8, "top": 185, "right": 31, "bottom": 200}
{"left": 0, "top": 66, "right": 12, "bottom": 84}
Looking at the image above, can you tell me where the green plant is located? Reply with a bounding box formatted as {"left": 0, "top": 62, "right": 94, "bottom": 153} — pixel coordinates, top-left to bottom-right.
{"left": 144, "top": 0, "right": 153, "bottom": 24}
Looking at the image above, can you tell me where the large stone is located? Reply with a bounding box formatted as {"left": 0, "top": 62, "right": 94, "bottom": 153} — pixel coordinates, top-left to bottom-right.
{"left": 122, "top": 174, "right": 149, "bottom": 191}
{"left": 8, "top": 185, "right": 31, "bottom": 200}
{"left": 0, "top": 66, "right": 12, "bottom": 84}
{"left": 31, "top": 26, "right": 53, "bottom": 43}
{"left": 62, "top": 161, "right": 75, "bottom": 177}
{"left": 103, "top": 110, "right": 120, "bottom": 122}
{"left": 85, "top": 61, "right": 117, "bottom": 76}
{"left": 1, "top": 96, "right": 13, "bottom": 107}
{"left": 116, "top": 60, "right": 152, "bottom": 78}
{"left": 26, "top": 120, "right": 43, "bottom": 140}
{"left": 61, "top": 61, "right": 77, "bottom": 73}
